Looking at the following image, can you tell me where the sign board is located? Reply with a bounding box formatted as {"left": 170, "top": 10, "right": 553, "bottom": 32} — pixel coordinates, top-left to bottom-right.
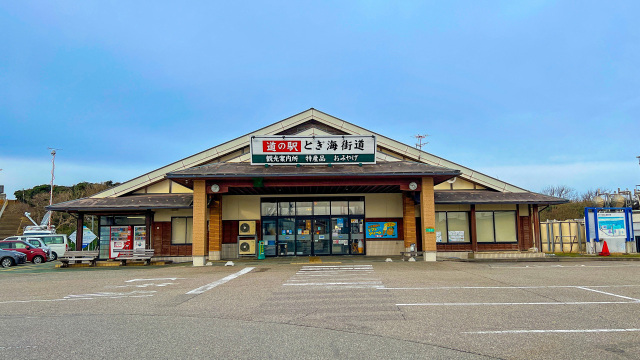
{"left": 366, "top": 222, "right": 397, "bottom": 238}
{"left": 597, "top": 212, "right": 627, "bottom": 239}
{"left": 69, "top": 226, "right": 98, "bottom": 249}
{"left": 250, "top": 135, "right": 376, "bottom": 165}
{"left": 448, "top": 230, "right": 465, "bottom": 242}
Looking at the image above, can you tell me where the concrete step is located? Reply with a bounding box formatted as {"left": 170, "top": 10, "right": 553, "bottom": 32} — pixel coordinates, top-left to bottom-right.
{"left": 472, "top": 251, "right": 546, "bottom": 259}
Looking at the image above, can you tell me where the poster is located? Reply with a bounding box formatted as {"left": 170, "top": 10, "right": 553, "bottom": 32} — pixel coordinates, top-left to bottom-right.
{"left": 597, "top": 212, "right": 626, "bottom": 239}
{"left": 366, "top": 222, "right": 398, "bottom": 238}
{"left": 436, "top": 232, "right": 442, "bottom": 243}
{"left": 448, "top": 231, "right": 465, "bottom": 242}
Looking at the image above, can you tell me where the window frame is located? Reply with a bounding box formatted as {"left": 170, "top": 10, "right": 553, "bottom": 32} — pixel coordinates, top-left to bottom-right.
{"left": 475, "top": 210, "right": 518, "bottom": 243}
{"left": 435, "top": 211, "right": 471, "bottom": 244}
{"left": 171, "top": 216, "right": 193, "bottom": 245}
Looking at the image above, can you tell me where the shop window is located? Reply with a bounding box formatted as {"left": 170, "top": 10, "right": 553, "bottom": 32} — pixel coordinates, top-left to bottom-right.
{"left": 313, "top": 201, "right": 330, "bottom": 216}
{"left": 296, "top": 201, "right": 312, "bottom": 216}
{"left": 476, "top": 211, "right": 517, "bottom": 243}
{"left": 171, "top": 217, "right": 193, "bottom": 245}
{"left": 435, "top": 211, "right": 470, "bottom": 243}
{"left": 278, "top": 201, "right": 295, "bottom": 216}
{"left": 349, "top": 201, "right": 365, "bottom": 215}
{"left": 261, "top": 202, "right": 277, "bottom": 216}
{"left": 331, "top": 201, "right": 349, "bottom": 216}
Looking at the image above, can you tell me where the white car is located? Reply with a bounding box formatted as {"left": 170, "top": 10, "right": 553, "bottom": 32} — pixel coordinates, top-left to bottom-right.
{"left": 4, "top": 234, "right": 68, "bottom": 261}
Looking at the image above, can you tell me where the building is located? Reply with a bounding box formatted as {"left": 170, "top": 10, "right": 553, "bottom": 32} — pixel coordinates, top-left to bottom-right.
{"left": 48, "top": 109, "right": 566, "bottom": 265}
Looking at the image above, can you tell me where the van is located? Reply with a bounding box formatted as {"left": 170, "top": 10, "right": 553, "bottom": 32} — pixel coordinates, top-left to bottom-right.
{"left": 4, "top": 234, "right": 68, "bottom": 261}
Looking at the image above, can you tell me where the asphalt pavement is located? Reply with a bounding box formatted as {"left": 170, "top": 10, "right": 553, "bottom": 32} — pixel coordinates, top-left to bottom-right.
{"left": 1, "top": 258, "right": 640, "bottom": 359}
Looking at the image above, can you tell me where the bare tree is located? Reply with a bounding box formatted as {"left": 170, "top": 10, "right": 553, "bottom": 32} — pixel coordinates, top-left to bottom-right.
{"left": 540, "top": 185, "right": 577, "bottom": 201}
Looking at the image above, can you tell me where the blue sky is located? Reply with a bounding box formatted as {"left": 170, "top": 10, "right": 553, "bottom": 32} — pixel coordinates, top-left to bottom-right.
{"left": 1, "top": 1, "right": 639, "bottom": 199}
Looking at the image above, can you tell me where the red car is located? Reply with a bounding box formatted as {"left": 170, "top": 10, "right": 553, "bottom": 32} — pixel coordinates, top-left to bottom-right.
{"left": 0, "top": 240, "right": 48, "bottom": 264}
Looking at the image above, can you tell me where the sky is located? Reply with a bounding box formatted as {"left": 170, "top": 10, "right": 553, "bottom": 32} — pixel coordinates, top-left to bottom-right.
{"left": 1, "top": 1, "right": 639, "bottom": 200}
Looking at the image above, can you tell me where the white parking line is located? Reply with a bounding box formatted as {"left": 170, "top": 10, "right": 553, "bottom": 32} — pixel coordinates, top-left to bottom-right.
{"left": 125, "top": 278, "right": 185, "bottom": 282}
{"left": 397, "top": 301, "right": 639, "bottom": 306}
{"left": 381, "top": 285, "right": 640, "bottom": 290}
{"left": 576, "top": 286, "right": 640, "bottom": 302}
{"left": 463, "top": 328, "right": 640, "bottom": 334}
{"left": 186, "top": 267, "right": 255, "bottom": 295}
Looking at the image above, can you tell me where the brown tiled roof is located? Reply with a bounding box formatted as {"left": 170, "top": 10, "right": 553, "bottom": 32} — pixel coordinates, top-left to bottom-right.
{"left": 47, "top": 194, "right": 193, "bottom": 212}
{"left": 434, "top": 190, "right": 568, "bottom": 205}
{"left": 167, "top": 160, "right": 461, "bottom": 179}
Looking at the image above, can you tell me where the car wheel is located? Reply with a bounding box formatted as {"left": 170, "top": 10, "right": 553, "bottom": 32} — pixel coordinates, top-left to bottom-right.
{"left": 32, "top": 256, "right": 44, "bottom": 264}
{"left": 1, "top": 257, "right": 13, "bottom": 268}
{"left": 50, "top": 252, "right": 58, "bottom": 261}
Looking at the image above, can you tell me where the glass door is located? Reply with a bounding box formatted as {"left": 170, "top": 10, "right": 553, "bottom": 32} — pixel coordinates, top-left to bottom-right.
{"left": 331, "top": 217, "right": 350, "bottom": 255}
{"left": 295, "top": 218, "right": 312, "bottom": 256}
{"left": 313, "top": 217, "right": 330, "bottom": 255}
{"left": 349, "top": 218, "right": 365, "bottom": 254}
{"left": 262, "top": 219, "right": 277, "bottom": 256}
{"left": 277, "top": 218, "right": 295, "bottom": 256}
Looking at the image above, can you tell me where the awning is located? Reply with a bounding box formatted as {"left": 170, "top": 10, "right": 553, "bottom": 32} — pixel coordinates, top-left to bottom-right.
{"left": 434, "top": 190, "right": 567, "bottom": 205}
{"left": 47, "top": 194, "right": 193, "bottom": 213}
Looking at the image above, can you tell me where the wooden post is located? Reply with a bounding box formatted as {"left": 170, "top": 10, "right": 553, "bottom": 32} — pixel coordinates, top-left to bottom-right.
{"left": 419, "top": 177, "right": 436, "bottom": 261}
{"left": 145, "top": 211, "right": 153, "bottom": 249}
{"left": 402, "top": 192, "right": 416, "bottom": 251}
{"left": 76, "top": 212, "right": 84, "bottom": 251}
{"left": 192, "top": 180, "right": 208, "bottom": 266}
{"left": 470, "top": 204, "right": 478, "bottom": 252}
{"left": 209, "top": 195, "right": 222, "bottom": 260}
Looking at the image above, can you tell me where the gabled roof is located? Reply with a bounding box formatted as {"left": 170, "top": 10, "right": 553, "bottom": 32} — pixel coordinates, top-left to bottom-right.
{"left": 92, "top": 108, "right": 529, "bottom": 198}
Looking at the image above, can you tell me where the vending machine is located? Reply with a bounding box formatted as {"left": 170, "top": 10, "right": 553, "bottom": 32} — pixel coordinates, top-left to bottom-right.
{"left": 109, "top": 226, "right": 132, "bottom": 259}
{"left": 133, "top": 226, "right": 147, "bottom": 251}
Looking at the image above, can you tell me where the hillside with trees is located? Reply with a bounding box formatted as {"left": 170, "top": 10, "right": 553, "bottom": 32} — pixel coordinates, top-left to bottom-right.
{"left": 539, "top": 185, "right": 603, "bottom": 221}
{"left": 13, "top": 181, "right": 120, "bottom": 235}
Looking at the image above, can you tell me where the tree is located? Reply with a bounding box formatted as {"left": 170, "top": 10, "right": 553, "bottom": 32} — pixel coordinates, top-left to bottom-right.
{"left": 539, "top": 186, "right": 609, "bottom": 221}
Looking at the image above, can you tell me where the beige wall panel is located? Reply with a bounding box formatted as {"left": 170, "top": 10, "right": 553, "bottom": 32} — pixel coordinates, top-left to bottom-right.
{"left": 435, "top": 204, "right": 471, "bottom": 211}
{"left": 146, "top": 180, "right": 171, "bottom": 194}
{"left": 475, "top": 185, "right": 486, "bottom": 189}
{"left": 134, "top": 189, "right": 146, "bottom": 194}
{"left": 518, "top": 204, "right": 530, "bottom": 216}
{"left": 171, "top": 182, "right": 193, "bottom": 194}
{"left": 434, "top": 183, "right": 450, "bottom": 190}
{"left": 222, "top": 195, "right": 240, "bottom": 220}
{"left": 237, "top": 196, "right": 261, "bottom": 220}
{"left": 154, "top": 209, "right": 194, "bottom": 222}
{"left": 476, "top": 204, "right": 517, "bottom": 211}
{"left": 365, "top": 194, "right": 402, "bottom": 217}
{"left": 365, "top": 240, "right": 405, "bottom": 256}
{"left": 452, "top": 178, "right": 475, "bottom": 190}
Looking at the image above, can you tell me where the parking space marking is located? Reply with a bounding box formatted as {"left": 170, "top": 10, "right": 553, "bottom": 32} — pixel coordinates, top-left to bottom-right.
{"left": 0, "top": 291, "right": 156, "bottom": 305}
{"left": 490, "top": 264, "right": 640, "bottom": 269}
{"left": 382, "top": 285, "right": 640, "bottom": 290}
{"left": 125, "top": 278, "right": 185, "bottom": 282}
{"left": 284, "top": 265, "right": 382, "bottom": 289}
{"left": 397, "top": 301, "right": 639, "bottom": 306}
{"left": 463, "top": 328, "right": 640, "bottom": 334}
{"left": 186, "top": 267, "right": 254, "bottom": 295}
{"left": 576, "top": 286, "right": 640, "bottom": 302}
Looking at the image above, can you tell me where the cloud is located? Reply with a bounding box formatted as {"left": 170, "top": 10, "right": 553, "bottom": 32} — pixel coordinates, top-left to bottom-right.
{"left": 0, "top": 156, "right": 151, "bottom": 199}
{"left": 479, "top": 160, "right": 640, "bottom": 193}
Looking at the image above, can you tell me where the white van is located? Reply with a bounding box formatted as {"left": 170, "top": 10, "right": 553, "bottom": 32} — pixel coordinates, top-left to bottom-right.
{"left": 5, "top": 234, "right": 68, "bottom": 261}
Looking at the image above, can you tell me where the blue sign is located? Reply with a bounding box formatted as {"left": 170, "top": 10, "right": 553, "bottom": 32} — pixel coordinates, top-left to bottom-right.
{"left": 366, "top": 222, "right": 398, "bottom": 238}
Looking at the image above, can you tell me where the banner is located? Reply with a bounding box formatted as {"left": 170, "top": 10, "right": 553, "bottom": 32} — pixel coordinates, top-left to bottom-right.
{"left": 251, "top": 135, "right": 376, "bottom": 165}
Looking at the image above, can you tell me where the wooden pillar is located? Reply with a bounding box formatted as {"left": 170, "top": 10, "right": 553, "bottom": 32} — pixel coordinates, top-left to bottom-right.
{"left": 532, "top": 204, "right": 541, "bottom": 251}
{"left": 192, "top": 180, "right": 208, "bottom": 266}
{"left": 470, "top": 204, "right": 478, "bottom": 252}
{"left": 209, "top": 195, "right": 222, "bottom": 260}
{"left": 419, "top": 177, "right": 437, "bottom": 261}
{"left": 402, "top": 192, "right": 416, "bottom": 250}
{"left": 76, "top": 212, "right": 84, "bottom": 251}
{"left": 145, "top": 211, "right": 153, "bottom": 249}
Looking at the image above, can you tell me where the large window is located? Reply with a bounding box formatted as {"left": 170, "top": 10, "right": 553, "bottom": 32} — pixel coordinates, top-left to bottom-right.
{"left": 435, "top": 211, "right": 470, "bottom": 243}
{"left": 476, "top": 211, "right": 517, "bottom": 243}
{"left": 172, "top": 217, "right": 193, "bottom": 245}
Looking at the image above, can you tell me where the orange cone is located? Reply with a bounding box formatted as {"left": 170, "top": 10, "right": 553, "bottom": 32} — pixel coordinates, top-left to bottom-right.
{"left": 599, "top": 241, "right": 610, "bottom": 256}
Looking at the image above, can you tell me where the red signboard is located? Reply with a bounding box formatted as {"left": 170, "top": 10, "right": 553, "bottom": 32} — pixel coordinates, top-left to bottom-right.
{"left": 262, "top": 140, "right": 302, "bottom": 153}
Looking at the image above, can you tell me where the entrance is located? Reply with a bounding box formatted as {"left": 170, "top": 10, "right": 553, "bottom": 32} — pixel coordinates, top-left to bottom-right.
{"left": 261, "top": 197, "right": 366, "bottom": 256}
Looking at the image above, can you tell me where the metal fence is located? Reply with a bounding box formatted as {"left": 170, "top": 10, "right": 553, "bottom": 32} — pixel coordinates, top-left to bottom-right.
{"left": 541, "top": 219, "right": 586, "bottom": 253}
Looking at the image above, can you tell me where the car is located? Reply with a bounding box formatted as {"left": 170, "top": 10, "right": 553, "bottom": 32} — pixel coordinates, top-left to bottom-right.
{"left": 0, "top": 249, "right": 27, "bottom": 268}
{"left": 4, "top": 234, "right": 68, "bottom": 261}
{"left": 0, "top": 240, "right": 48, "bottom": 264}
{"left": 21, "top": 238, "right": 53, "bottom": 261}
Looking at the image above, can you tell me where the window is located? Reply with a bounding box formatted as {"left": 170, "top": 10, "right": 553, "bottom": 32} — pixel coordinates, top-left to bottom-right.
{"left": 435, "top": 212, "right": 470, "bottom": 243}
{"left": 296, "top": 201, "right": 312, "bottom": 216}
{"left": 261, "top": 201, "right": 278, "bottom": 216}
{"left": 476, "top": 211, "right": 517, "bottom": 243}
{"left": 15, "top": 242, "right": 28, "bottom": 249}
{"left": 171, "top": 217, "right": 193, "bottom": 245}
{"left": 0, "top": 242, "right": 11, "bottom": 249}
{"left": 349, "top": 201, "right": 365, "bottom": 215}
{"left": 42, "top": 236, "right": 65, "bottom": 245}
{"left": 278, "top": 201, "right": 295, "bottom": 216}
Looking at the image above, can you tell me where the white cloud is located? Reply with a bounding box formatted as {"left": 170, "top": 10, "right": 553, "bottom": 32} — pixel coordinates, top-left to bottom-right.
{"left": 479, "top": 160, "right": 640, "bottom": 193}
{"left": 0, "top": 156, "right": 150, "bottom": 199}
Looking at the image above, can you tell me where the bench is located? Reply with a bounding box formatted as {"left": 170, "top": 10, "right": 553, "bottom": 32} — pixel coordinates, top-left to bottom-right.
{"left": 400, "top": 251, "right": 423, "bottom": 261}
{"left": 59, "top": 251, "right": 99, "bottom": 267}
{"left": 116, "top": 249, "right": 155, "bottom": 265}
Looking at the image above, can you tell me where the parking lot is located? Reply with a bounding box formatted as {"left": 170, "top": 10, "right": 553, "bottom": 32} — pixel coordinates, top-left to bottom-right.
{"left": 1, "top": 259, "right": 640, "bottom": 359}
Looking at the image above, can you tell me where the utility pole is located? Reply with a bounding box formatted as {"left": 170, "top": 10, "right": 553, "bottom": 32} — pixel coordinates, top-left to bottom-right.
{"left": 48, "top": 148, "right": 62, "bottom": 229}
